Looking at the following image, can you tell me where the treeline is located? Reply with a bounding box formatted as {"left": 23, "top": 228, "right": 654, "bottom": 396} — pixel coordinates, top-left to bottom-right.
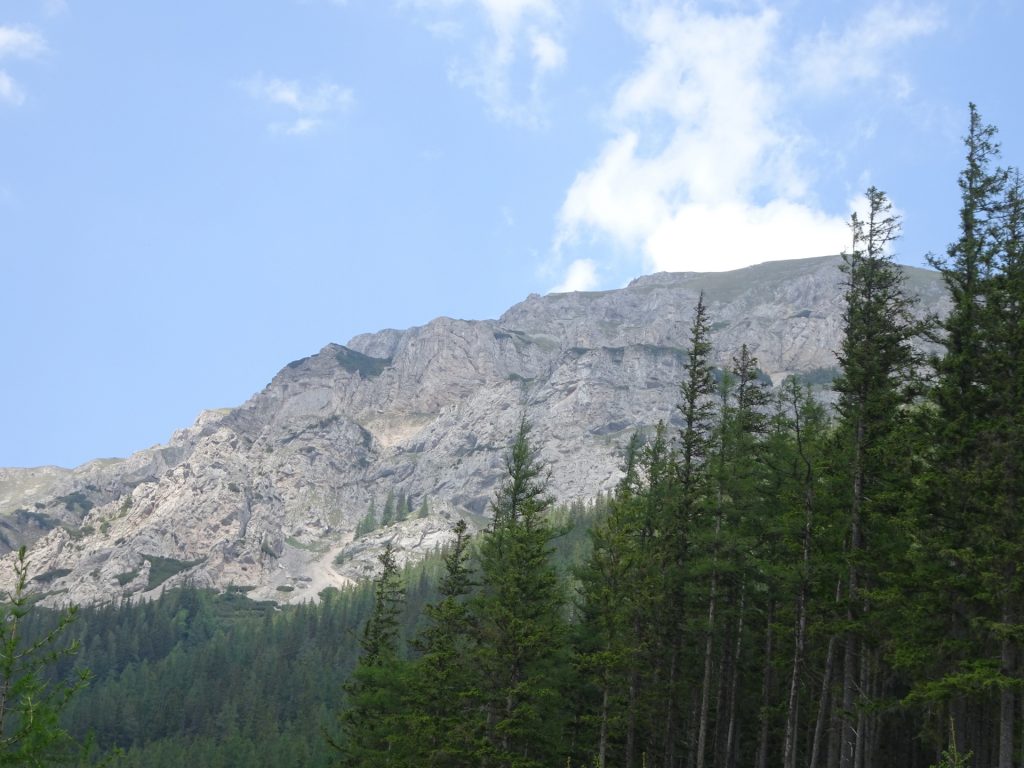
{"left": 334, "top": 105, "right": 1024, "bottom": 768}
{"left": 6, "top": 500, "right": 598, "bottom": 767}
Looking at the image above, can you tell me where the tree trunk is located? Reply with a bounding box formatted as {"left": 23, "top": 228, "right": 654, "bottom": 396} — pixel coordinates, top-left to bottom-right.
{"left": 696, "top": 499, "right": 723, "bottom": 768}
{"left": 1000, "top": 599, "right": 1015, "bottom": 768}
{"left": 810, "top": 582, "right": 842, "bottom": 768}
{"left": 599, "top": 674, "right": 610, "bottom": 768}
{"left": 723, "top": 587, "right": 745, "bottom": 768}
{"left": 810, "top": 633, "right": 837, "bottom": 768}
{"left": 664, "top": 644, "right": 678, "bottom": 768}
{"left": 754, "top": 600, "right": 774, "bottom": 768}
{"left": 627, "top": 621, "right": 639, "bottom": 768}
{"left": 784, "top": 484, "right": 814, "bottom": 768}
{"left": 854, "top": 650, "right": 868, "bottom": 768}
{"left": 827, "top": 695, "right": 842, "bottom": 768}
{"left": 695, "top": 571, "right": 717, "bottom": 768}
{"left": 840, "top": 417, "right": 865, "bottom": 768}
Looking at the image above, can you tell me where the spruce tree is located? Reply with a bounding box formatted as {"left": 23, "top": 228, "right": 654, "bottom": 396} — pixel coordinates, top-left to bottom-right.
{"left": 913, "top": 104, "right": 1024, "bottom": 766}
{"left": 833, "top": 186, "right": 928, "bottom": 768}
{"left": 404, "top": 520, "right": 477, "bottom": 767}
{"left": 575, "top": 432, "right": 648, "bottom": 768}
{"left": 677, "top": 292, "right": 717, "bottom": 498}
{"left": 661, "top": 293, "right": 718, "bottom": 766}
{"left": 381, "top": 492, "right": 396, "bottom": 527}
{"left": 0, "top": 547, "right": 92, "bottom": 765}
{"left": 469, "top": 417, "right": 570, "bottom": 767}
{"left": 334, "top": 543, "right": 409, "bottom": 767}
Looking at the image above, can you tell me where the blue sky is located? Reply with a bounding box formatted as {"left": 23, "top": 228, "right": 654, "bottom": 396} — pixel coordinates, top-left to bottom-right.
{"left": 1, "top": 0, "right": 1021, "bottom": 468}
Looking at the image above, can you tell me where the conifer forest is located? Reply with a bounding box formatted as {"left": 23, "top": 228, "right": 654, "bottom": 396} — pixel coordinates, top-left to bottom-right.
{"left": 4, "top": 105, "right": 1024, "bottom": 767}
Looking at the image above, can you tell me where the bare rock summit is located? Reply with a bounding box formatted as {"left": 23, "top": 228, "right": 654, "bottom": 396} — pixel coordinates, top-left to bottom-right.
{"left": 0, "top": 256, "right": 946, "bottom": 606}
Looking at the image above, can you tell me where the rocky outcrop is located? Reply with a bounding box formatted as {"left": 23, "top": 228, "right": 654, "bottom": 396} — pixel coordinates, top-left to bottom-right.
{"left": 0, "top": 256, "right": 948, "bottom": 606}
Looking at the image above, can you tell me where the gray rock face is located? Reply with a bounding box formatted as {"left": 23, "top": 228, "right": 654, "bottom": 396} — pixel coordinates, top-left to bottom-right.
{"left": 0, "top": 256, "right": 947, "bottom": 606}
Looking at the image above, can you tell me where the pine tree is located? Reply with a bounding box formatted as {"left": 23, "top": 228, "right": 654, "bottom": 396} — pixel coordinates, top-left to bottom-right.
{"left": 575, "top": 432, "right": 646, "bottom": 768}
{"left": 404, "top": 520, "right": 477, "bottom": 767}
{"left": 381, "top": 492, "right": 396, "bottom": 527}
{"left": 469, "top": 417, "right": 570, "bottom": 767}
{"left": 833, "top": 186, "right": 928, "bottom": 768}
{"left": 355, "top": 502, "right": 378, "bottom": 539}
{"left": 678, "top": 292, "right": 717, "bottom": 499}
{"left": 912, "top": 104, "right": 1024, "bottom": 766}
{"left": 333, "top": 543, "right": 409, "bottom": 767}
{"left": 0, "top": 547, "right": 92, "bottom": 766}
{"left": 762, "top": 376, "right": 834, "bottom": 768}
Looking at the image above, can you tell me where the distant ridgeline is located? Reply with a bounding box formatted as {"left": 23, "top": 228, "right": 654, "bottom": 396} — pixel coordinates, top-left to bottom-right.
{"left": 0, "top": 247, "right": 946, "bottom": 608}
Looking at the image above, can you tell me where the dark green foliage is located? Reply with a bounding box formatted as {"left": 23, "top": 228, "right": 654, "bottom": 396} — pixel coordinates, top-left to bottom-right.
{"left": 57, "top": 571, "right": 434, "bottom": 767}
{"left": 468, "top": 418, "right": 572, "bottom": 767}
{"left": 29, "top": 569, "right": 72, "bottom": 585}
{"left": 678, "top": 291, "right": 717, "bottom": 495}
{"left": 353, "top": 502, "right": 377, "bottom": 539}
{"left": 833, "top": 185, "right": 930, "bottom": 759}
{"left": 54, "top": 493, "right": 94, "bottom": 515}
{"left": 144, "top": 557, "right": 201, "bottom": 591}
{"left": 402, "top": 520, "right": 477, "bottom": 766}
{"left": 381, "top": 492, "right": 396, "bottom": 527}
{"left": 905, "top": 105, "right": 1024, "bottom": 766}
{"left": 1, "top": 547, "right": 91, "bottom": 765}
{"left": 333, "top": 348, "right": 390, "bottom": 378}
{"left": 796, "top": 366, "right": 841, "bottom": 387}
{"left": 393, "top": 492, "right": 412, "bottom": 523}
{"left": 333, "top": 543, "right": 409, "bottom": 767}
{"left": 9, "top": 510, "right": 57, "bottom": 531}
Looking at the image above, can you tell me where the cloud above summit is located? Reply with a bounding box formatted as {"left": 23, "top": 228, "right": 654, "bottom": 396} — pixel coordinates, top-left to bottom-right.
{"left": 549, "top": 2, "right": 943, "bottom": 289}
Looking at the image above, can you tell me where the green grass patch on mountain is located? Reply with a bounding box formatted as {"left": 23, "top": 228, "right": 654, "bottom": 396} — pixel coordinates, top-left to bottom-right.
{"left": 145, "top": 556, "right": 202, "bottom": 591}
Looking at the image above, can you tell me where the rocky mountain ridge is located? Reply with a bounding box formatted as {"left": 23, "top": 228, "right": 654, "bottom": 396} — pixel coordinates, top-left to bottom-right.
{"left": 0, "top": 256, "right": 947, "bottom": 606}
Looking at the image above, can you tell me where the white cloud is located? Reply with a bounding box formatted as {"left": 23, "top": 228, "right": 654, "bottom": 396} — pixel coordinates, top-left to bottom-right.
{"left": 245, "top": 75, "right": 354, "bottom": 135}
{"left": 646, "top": 200, "right": 849, "bottom": 273}
{"left": 0, "top": 25, "right": 46, "bottom": 107}
{"left": 0, "top": 26, "right": 47, "bottom": 59}
{"left": 530, "top": 31, "right": 566, "bottom": 73}
{"left": 406, "top": 0, "right": 565, "bottom": 126}
{"left": 0, "top": 70, "right": 25, "bottom": 106}
{"left": 550, "top": 2, "right": 940, "bottom": 286}
{"left": 796, "top": 3, "right": 943, "bottom": 96}
{"left": 552, "top": 258, "right": 599, "bottom": 292}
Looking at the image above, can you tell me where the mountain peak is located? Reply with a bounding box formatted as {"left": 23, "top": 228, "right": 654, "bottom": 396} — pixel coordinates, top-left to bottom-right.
{"left": 0, "top": 257, "right": 945, "bottom": 606}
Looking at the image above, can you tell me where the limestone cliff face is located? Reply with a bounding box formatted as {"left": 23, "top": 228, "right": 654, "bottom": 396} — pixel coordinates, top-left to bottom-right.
{"left": 0, "top": 256, "right": 947, "bottom": 606}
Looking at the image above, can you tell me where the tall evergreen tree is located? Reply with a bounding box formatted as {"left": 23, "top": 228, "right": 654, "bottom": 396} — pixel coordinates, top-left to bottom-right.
{"left": 469, "top": 417, "right": 570, "bottom": 767}
{"left": 659, "top": 293, "right": 718, "bottom": 767}
{"left": 575, "top": 432, "right": 651, "bottom": 768}
{"left": 333, "top": 543, "right": 409, "bottom": 767}
{"left": 689, "top": 344, "right": 773, "bottom": 768}
{"left": 912, "top": 104, "right": 1024, "bottom": 766}
{"left": 0, "top": 547, "right": 92, "bottom": 766}
{"left": 678, "top": 292, "right": 718, "bottom": 498}
{"left": 404, "top": 520, "right": 477, "bottom": 767}
{"left": 832, "top": 186, "right": 928, "bottom": 768}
